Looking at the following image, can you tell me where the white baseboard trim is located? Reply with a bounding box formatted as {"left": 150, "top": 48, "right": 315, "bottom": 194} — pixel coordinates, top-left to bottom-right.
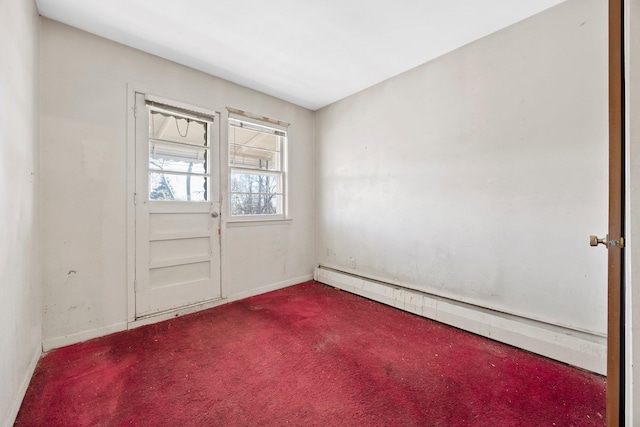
{"left": 130, "top": 274, "right": 313, "bottom": 329}
{"left": 227, "top": 274, "right": 314, "bottom": 303}
{"left": 41, "top": 275, "right": 314, "bottom": 351}
{"left": 315, "top": 266, "right": 606, "bottom": 375}
{"left": 4, "top": 345, "right": 41, "bottom": 427}
{"left": 42, "top": 322, "right": 128, "bottom": 352}
{"left": 128, "top": 298, "right": 228, "bottom": 330}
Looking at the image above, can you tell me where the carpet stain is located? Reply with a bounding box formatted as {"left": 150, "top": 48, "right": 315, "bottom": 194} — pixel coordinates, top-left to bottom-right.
{"left": 312, "top": 331, "right": 338, "bottom": 352}
{"left": 383, "top": 362, "right": 400, "bottom": 379}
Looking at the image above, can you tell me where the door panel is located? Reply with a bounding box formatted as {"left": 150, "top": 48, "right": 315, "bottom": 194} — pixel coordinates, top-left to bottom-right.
{"left": 135, "top": 93, "right": 221, "bottom": 317}
{"left": 150, "top": 237, "right": 210, "bottom": 260}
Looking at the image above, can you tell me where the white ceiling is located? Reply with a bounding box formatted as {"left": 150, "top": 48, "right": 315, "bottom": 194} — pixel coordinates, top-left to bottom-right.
{"left": 35, "top": 0, "right": 565, "bottom": 111}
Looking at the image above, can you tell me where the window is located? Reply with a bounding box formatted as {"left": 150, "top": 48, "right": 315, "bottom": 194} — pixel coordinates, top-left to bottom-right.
{"left": 147, "top": 103, "right": 212, "bottom": 202}
{"left": 228, "top": 114, "right": 288, "bottom": 218}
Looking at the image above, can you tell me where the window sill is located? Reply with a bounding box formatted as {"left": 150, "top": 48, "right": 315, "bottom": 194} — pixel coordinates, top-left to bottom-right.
{"left": 226, "top": 218, "right": 292, "bottom": 228}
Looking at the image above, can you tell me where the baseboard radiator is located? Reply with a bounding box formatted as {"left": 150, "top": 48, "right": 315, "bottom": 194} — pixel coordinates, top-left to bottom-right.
{"left": 314, "top": 266, "right": 606, "bottom": 375}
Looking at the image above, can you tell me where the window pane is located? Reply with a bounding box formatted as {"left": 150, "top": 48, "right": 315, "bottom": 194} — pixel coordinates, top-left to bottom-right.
{"left": 228, "top": 123, "right": 281, "bottom": 170}
{"left": 229, "top": 124, "right": 280, "bottom": 151}
{"left": 149, "top": 172, "right": 207, "bottom": 201}
{"left": 227, "top": 116, "right": 287, "bottom": 218}
{"left": 231, "top": 172, "right": 280, "bottom": 195}
{"left": 229, "top": 144, "right": 279, "bottom": 170}
{"left": 149, "top": 141, "right": 207, "bottom": 174}
{"left": 150, "top": 110, "right": 207, "bottom": 146}
{"left": 231, "top": 194, "right": 281, "bottom": 215}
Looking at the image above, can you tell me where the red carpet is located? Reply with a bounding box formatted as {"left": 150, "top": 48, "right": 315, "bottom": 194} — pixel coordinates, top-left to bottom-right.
{"left": 16, "top": 281, "right": 605, "bottom": 426}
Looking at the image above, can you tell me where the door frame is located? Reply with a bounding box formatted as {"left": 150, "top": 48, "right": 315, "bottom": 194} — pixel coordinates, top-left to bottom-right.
{"left": 608, "top": 0, "right": 625, "bottom": 424}
{"left": 126, "top": 84, "right": 228, "bottom": 326}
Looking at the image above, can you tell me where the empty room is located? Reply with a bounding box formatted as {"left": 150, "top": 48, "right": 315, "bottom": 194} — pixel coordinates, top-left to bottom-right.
{"left": 3, "top": 0, "right": 640, "bottom": 425}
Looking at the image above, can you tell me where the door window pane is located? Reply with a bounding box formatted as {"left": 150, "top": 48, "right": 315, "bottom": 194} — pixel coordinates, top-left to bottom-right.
{"left": 149, "top": 141, "right": 207, "bottom": 174}
{"left": 149, "top": 172, "right": 208, "bottom": 202}
{"left": 147, "top": 108, "right": 210, "bottom": 202}
{"left": 150, "top": 111, "right": 207, "bottom": 146}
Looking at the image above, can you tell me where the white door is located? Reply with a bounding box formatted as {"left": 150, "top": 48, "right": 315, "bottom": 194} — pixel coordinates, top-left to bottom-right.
{"left": 134, "top": 93, "right": 221, "bottom": 318}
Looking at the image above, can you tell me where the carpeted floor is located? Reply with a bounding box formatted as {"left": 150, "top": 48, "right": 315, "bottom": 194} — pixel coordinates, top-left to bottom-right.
{"left": 16, "top": 281, "right": 605, "bottom": 426}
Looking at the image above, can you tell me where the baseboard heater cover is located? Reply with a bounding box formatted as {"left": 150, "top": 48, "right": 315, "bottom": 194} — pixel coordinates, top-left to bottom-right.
{"left": 314, "top": 266, "right": 606, "bottom": 375}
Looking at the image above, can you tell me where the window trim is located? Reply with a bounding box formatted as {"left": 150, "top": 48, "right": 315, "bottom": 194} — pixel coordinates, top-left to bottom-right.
{"left": 226, "top": 111, "right": 289, "bottom": 222}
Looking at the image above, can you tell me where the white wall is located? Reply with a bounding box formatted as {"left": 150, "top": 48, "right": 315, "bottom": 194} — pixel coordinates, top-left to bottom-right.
{"left": 315, "top": 0, "right": 608, "bottom": 336}
{"left": 0, "top": 0, "right": 42, "bottom": 426}
{"left": 39, "top": 19, "right": 314, "bottom": 347}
